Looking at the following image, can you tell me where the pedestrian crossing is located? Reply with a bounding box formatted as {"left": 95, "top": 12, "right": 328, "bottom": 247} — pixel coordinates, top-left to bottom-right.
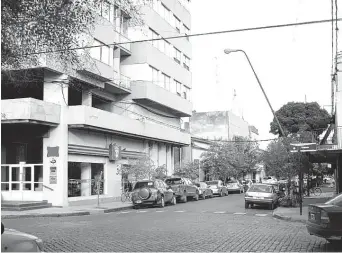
{"left": 116, "top": 210, "right": 271, "bottom": 217}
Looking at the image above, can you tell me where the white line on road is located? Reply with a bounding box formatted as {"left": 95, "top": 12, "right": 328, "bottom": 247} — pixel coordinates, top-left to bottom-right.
{"left": 137, "top": 211, "right": 148, "bottom": 213}
{"left": 156, "top": 210, "right": 166, "bottom": 212}
{"left": 233, "top": 212, "right": 246, "bottom": 215}
{"left": 255, "top": 214, "right": 268, "bottom": 217}
{"left": 214, "top": 211, "right": 226, "bottom": 214}
{"left": 174, "top": 210, "right": 185, "bottom": 212}
{"left": 120, "top": 211, "right": 131, "bottom": 214}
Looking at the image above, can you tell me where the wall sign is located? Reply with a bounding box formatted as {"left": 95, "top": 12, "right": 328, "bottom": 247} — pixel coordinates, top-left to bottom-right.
{"left": 109, "top": 143, "right": 122, "bottom": 161}
{"left": 50, "top": 166, "right": 57, "bottom": 184}
{"left": 47, "top": 146, "right": 59, "bottom": 157}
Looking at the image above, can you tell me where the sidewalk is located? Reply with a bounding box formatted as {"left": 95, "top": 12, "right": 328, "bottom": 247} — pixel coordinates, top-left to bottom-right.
{"left": 1, "top": 201, "right": 133, "bottom": 219}
{"left": 273, "top": 191, "right": 337, "bottom": 224}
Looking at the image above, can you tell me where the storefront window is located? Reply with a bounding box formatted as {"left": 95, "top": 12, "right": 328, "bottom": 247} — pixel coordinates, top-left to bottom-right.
{"left": 91, "top": 163, "right": 104, "bottom": 195}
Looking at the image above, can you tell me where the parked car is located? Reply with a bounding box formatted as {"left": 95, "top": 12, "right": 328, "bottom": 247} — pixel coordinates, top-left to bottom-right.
{"left": 1, "top": 223, "right": 43, "bottom": 252}
{"left": 241, "top": 179, "right": 253, "bottom": 191}
{"left": 195, "top": 182, "right": 214, "bottom": 199}
{"left": 131, "top": 179, "right": 176, "bottom": 208}
{"left": 307, "top": 193, "right": 342, "bottom": 244}
{"left": 245, "top": 183, "right": 279, "bottom": 210}
{"left": 205, "top": 180, "right": 228, "bottom": 197}
{"left": 227, "top": 180, "right": 244, "bottom": 193}
{"left": 262, "top": 176, "right": 278, "bottom": 184}
{"left": 165, "top": 177, "right": 199, "bottom": 203}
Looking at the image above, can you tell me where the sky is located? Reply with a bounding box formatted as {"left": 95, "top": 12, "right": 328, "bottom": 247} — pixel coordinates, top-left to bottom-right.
{"left": 190, "top": 0, "right": 341, "bottom": 149}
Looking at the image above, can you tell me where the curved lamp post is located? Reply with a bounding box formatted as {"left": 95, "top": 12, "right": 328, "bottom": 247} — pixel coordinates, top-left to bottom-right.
{"left": 223, "top": 49, "right": 286, "bottom": 137}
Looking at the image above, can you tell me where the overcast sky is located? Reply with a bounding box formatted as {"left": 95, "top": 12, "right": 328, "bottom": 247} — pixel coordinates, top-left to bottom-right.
{"left": 190, "top": 0, "right": 341, "bottom": 149}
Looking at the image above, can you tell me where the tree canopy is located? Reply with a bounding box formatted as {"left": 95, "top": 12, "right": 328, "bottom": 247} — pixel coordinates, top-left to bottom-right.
{"left": 173, "top": 162, "right": 200, "bottom": 181}
{"left": 1, "top": 0, "right": 145, "bottom": 71}
{"left": 270, "top": 102, "right": 331, "bottom": 138}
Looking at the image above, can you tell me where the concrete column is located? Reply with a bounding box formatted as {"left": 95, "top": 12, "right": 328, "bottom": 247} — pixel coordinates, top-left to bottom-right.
{"left": 80, "top": 163, "right": 91, "bottom": 197}
{"left": 82, "top": 90, "right": 92, "bottom": 106}
{"left": 337, "top": 156, "right": 342, "bottom": 194}
{"left": 43, "top": 71, "right": 69, "bottom": 207}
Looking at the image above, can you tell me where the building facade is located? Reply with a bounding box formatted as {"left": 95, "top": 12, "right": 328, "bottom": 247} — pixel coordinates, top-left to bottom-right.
{"left": 1, "top": 0, "right": 192, "bottom": 206}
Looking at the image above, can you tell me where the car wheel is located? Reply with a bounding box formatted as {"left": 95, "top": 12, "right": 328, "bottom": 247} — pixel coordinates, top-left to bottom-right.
{"left": 182, "top": 194, "right": 187, "bottom": 203}
{"left": 194, "top": 192, "right": 199, "bottom": 201}
{"left": 171, "top": 195, "right": 176, "bottom": 205}
{"left": 159, "top": 196, "right": 165, "bottom": 208}
{"left": 245, "top": 201, "right": 249, "bottom": 209}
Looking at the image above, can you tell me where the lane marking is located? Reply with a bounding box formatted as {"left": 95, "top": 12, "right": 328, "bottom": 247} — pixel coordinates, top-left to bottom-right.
{"left": 214, "top": 211, "right": 226, "bottom": 214}
{"left": 156, "top": 210, "right": 166, "bottom": 212}
{"left": 174, "top": 210, "right": 185, "bottom": 212}
{"left": 234, "top": 212, "right": 246, "bottom": 215}
{"left": 137, "top": 210, "right": 148, "bottom": 213}
{"left": 255, "top": 214, "right": 268, "bottom": 217}
{"left": 120, "top": 211, "right": 131, "bottom": 214}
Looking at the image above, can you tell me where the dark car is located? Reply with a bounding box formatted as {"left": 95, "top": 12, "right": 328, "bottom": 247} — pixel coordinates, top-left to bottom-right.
{"left": 307, "top": 193, "right": 342, "bottom": 244}
{"left": 195, "top": 182, "right": 214, "bottom": 199}
{"left": 165, "top": 177, "right": 199, "bottom": 203}
{"left": 131, "top": 179, "right": 176, "bottom": 209}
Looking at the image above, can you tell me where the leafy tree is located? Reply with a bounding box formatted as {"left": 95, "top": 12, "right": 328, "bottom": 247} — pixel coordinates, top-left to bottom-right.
{"left": 154, "top": 164, "right": 168, "bottom": 180}
{"left": 173, "top": 162, "right": 199, "bottom": 181}
{"left": 117, "top": 155, "right": 155, "bottom": 181}
{"left": 270, "top": 102, "right": 331, "bottom": 138}
{"left": 2, "top": 0, "right": 145, "bottom": 72}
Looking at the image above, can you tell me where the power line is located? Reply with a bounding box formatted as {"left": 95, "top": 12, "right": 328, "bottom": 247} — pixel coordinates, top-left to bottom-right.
{"left": 10, "top": 18, "right": 342, "bottom": 58}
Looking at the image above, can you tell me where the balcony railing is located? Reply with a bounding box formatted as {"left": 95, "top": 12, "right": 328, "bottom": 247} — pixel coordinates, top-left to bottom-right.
{"left": 119, "top": 73, "right": 131, "bottom": 90}
{"left": 115, "top": 30, "right": 131, "bottom": 52}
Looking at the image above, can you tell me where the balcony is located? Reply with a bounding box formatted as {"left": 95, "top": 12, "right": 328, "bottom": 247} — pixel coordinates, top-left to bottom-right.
{"left": 1, "top": 98, "right": 61, "bottom": 126}
{"left": 130, "top": 81, "right": 192, "bottom": 117}
{"left": 67, "top": 106, "right": 190, "bottom": 145}
{"left": 77, "top": 58, "right": 115, "bottom": 82}
{"left": 104, "top": 73, "right": 131, "bottom": 94}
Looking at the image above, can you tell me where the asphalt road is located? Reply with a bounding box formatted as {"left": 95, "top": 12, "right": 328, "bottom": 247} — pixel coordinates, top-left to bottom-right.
{"left": 3, "top": 193, "right": 341, "bottom": 252}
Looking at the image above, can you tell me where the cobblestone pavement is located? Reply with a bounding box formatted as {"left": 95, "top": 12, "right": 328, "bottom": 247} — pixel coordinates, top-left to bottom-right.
{"left": 3, "top": 194, "right": 341, "bottom": 252}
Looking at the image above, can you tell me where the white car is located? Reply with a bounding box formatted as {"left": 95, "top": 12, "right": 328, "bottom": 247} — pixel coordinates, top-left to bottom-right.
{"left": 227, "top": 180, "right": 244, "bottom": 193}
{"left": 1, "top": 223, "right": 43, "bottom": 252}
{"left": 262, "top": 176, "right": 278, "bottom": 184}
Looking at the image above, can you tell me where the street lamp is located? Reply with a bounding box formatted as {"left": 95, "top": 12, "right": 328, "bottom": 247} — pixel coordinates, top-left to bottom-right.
{"left": 223, "top": 49, "right": 286, "bottom": 137}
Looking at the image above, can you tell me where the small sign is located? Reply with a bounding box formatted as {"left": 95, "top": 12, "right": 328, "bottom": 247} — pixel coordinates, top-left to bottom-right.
{"left": 109, "top": 143, "right": 122, "bottom": 161}
{"left": 47, "top": 146, "right": 59, "bottom": 157}
{"left": 50, "top": 158, "right": 56, "bottom": 164}
{"left": 50, "top": 176, "right": 57, "bottom": 184}
{"left": 50, "top": 167, "right": 57, "bottom": 184}
{"left": 290, "top": 143, "right": 317, "bottom": 153}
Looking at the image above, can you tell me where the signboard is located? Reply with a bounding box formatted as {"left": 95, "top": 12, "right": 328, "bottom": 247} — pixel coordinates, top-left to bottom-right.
{"left": 109, "top": 143, "right": 122, "bottom": 161}
{"left": 290, "top": 143, "right": 317, "bottom": 153}
{"left": 49, "top": 166, "right": 57, "bottom": 184}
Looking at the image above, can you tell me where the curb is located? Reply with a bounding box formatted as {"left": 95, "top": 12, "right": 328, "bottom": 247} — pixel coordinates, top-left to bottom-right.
{"left": 1, "top": 211, "right": 91, "bottom": 219}
{"left": 1, "top": 205, "right": 133, "bottom": 219}
{"left": 272, "top": 212, "right": 307, "bottom": 224}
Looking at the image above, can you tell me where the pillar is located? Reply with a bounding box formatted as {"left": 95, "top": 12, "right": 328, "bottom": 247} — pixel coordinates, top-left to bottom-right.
{"left": 43, "top": 71, "right": 69, "bottom": 207}
{"left": 82, "top": 89, "right": 92, "bottom": 106}
{"left": 80, "top": 163, "right": 91, "bottom": 196}
{"left": 337, "top": 155, "right": 342, "bottom": 194}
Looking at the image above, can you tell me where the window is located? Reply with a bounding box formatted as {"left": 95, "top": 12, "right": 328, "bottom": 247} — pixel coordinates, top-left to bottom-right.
{"left": 163, "top": 73, "right": 171, "bottom": 90}
{"left": 101, "top": 1, "right": 111, "bottom": 22}
{"left": 174, "top": 16, "right": 181, "bottom": 32}
{"left": 170, "top": 80, "right": 177, "bottom": 93}
{"left": 89, "top": 40, "right": 113, "bottom": 66}
{"left": 173, "top": 47, "right": 181, "bottom": 64}
{"left": 183, "top": 86, "right": 190, "bottom": 100}
{"left": 159, "top": 39, "right": 165, "bottom": 53}
{"left": 175, "top": 80, "right": 182, "bottom": 96}
{"left": 164, "top": 41, "right": 171, "bottom": 57}
{"left": 161, "top": 4, "right": 171, "bottom": 23}
{"left": 152, "top": 0, "right": 160, "bottom": 12}
{"left": 184, "top": 25, "right": 190, "bottom": 40}
{"left": 151, "top": 66, "right": 160, "bottom": 85}
{"left": 183, "top": 55, "right": 190, "bottom": 70}
{"left": 149, "top": 28, "right": 160, "bottom": 48}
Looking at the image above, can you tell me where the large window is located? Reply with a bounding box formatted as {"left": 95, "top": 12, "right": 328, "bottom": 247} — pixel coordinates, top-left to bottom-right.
{"left": 163, "top": 73, "right": 171, "bottom": 90}
{"left": 161, "top": 4, "right": 171, "bottom": 23}
{"left": 174, "top": 16, "right": 181, "bottom": 32}
{"left": 175, "top": 80, "right": 182, "bottom": 96}
{"left": 89, "top": 40, "right": 113, "bottom": 66}
{"left": 151, "top": 66, "right": 160, "bottom": 85}
{"left": 183, "top": 55, "right": 190, "bottom": 70}
{"left": 173, "top": 47, "right": 181, "bottom": 64}
{"left": 183, "top": 86, "right": 191, "bottom": 100}
{"left": 164, "top": 41, "right": 171, "bottom": 57}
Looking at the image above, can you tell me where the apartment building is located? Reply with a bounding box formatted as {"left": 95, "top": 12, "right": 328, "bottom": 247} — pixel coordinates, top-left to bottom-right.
{"left": 1, "top": 0, "right": 192, "bottom": 207}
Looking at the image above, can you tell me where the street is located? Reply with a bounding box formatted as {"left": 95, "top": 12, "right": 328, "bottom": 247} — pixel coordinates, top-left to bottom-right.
{"left": 3, "top": 193, "right": 341, "bottom": 252}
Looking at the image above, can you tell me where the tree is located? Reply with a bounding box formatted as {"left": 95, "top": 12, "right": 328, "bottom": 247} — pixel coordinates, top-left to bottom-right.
{"left": 154, "top": 164, "right": 168, "bottom": 180}
{"left": 2, "top": 0, "right": 145, "bottom": 72}
{"left": 173, "top": 162, "right": 199, "bottom": 181}
{"left": 270, "top": 102, "right": 331, "bottom": 138}
{"left": 117, "top": 155, "right": 155, "bottom": 181}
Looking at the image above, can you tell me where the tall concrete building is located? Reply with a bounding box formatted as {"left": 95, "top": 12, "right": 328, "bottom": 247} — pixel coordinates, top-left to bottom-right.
{"left": 1, "top": 0, "right": 192, "bottom": 207}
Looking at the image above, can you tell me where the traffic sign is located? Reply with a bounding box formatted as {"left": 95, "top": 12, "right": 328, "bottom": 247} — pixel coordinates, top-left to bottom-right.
{"left": 290, "top": 143, "right": 317, "bottom": 153}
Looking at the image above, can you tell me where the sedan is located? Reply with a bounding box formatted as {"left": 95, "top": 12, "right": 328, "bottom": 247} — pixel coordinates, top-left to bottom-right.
{"left": 1, "top": 223, "right": 43, "bottom": 252}
{"left": 195, "top": 182, "right": 214, "bottom": 199}
{"left": 206, "top": 180, "right": 228, "bottom": 197}
{"left": 245, "top": 183, "right": 279, "bottom": 210}
{"left": 307, "top": 193, "right": 342, "bottom": 245}
{"left": 227, "top": 180, "right": 244, "bottom": 193}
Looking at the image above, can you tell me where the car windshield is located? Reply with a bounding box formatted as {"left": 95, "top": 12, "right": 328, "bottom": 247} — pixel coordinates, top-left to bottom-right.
{"left": 133, "top": 181, "right": 155, "bottom": 189}
{"left": 325, "top": 194, "right": 342, "bottom": 207}
{"left": 206, "top": 181, "right": 219, "bottom": 185}
{"left": 249, "top": 185, "right": 273, "bottom": 193}
{"left": 165, "top": 178, "right": 182, "bottom": 185}
{"left": 200, "top": 183, "right": 207, "bottom": 188}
